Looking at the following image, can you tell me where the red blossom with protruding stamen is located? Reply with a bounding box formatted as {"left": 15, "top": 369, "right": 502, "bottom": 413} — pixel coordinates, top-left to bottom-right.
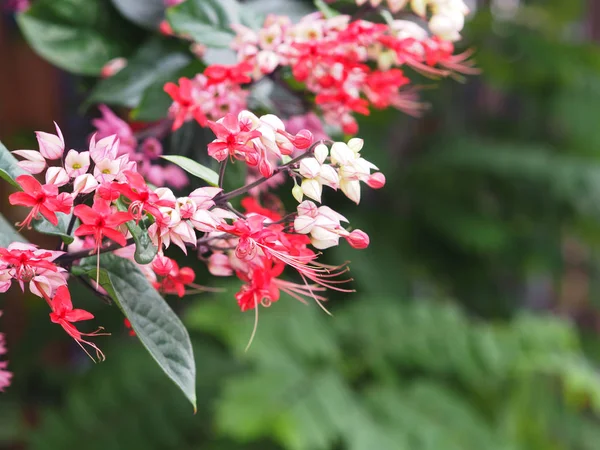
{"left": 9, "top": 175, "right": 72, "bottom": 229}
{"left": 73, "top": 199, "right": 132, "bottom": 250}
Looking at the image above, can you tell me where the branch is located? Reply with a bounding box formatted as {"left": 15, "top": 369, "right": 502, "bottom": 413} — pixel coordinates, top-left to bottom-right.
{"left": 216, "top": 140, "right": 330, "bottom": 203}
{"left": 218, "top": 159, "right": 227, "bottom": 189}
{"left": 56, "top": 238, "right": 135, "bottom": 264}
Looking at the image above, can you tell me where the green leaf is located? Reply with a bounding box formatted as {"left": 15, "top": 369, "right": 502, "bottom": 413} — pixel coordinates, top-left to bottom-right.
{"left": 166, "top": 0, "right": 246, "bottom": 48}
{"left": 0, "top": 214, "right": 26, "bottom": 248}
{"left": 87, "top": 37, "right": 191, "bottom": 109}
{"left": 17, "top": 0, "right": 136, "bottom": 75}
{"left": 127, "top": 219, "right": 158, "bottom": 265}
{"left": 161, "top": 155, "right": 219, "bottom": 186}
{"left": 131, "top": 60, "right": 205, "bottom": 122}
{"left": 33, "top": 213, "right": 76, "bottom": 245}
{"left": 314, "top": 0, "right": 339, "bottom": 19}
{"left": 0, "top": 141, "right": 26, "bottom": 189}
{"left": 78, "top": 254, "right": 197, "bottom": 410}
{"left": 110, "top": 0, "right": 165, "bottom": 29}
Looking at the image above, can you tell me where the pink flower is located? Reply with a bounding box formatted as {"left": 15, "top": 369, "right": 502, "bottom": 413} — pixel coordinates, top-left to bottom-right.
{"left": 346, "top": 229, "right": 370, "bottom": 249}
{"left": 12, "top": 150, "right": 46, "bottom": 174}
{"left": 91, "top": 105, "right": 137, "bottom": 156}
{"left": 141, "top": 137, "right": 163, "bottom": 160}
{"left": 64, "top": 150, "right": 90, "bottom": 177}
{"left": 36, "top": 122, "right": 65, "bottom": 160}
{"left": 207, "top": 112, "right": 262, "bottom": 162}
{"left": 283, "top": 113, "right": 330, "bottom": 145}
{"left": 9, "top": 175, "right": 73, "bottom": 229}
{"left": 208, "top": 253, "right": 233, "bottom": 277}
{"left": 100, "top": 57, "right": 127, "bottom": 78}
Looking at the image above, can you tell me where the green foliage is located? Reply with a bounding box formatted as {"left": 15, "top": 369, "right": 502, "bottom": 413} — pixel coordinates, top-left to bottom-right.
{"left": 86, "top": 37, "right": 192, "bottom": 109}
{"left": 25, "top": 341, "right": 272, "bottom": 450}
{"left": 0, "top": 214, "right": 26, "bottom": 248}
{"left": 166, "top": 0, "right": 259, "bottom": 48}
{"left": 17, "top": 0, "right": 138, "bottom": 75}
{"left": 184, "top": 296, "right": 600, "bottom": 450}
{"left": 110, "top": 0, "right": 165, "bottom": 30}
{"left": 161, "top": 154, "right": 220, "bottom": 186}
{"left": 32, "top": 213, "right": 76, "bottom": 245}
{"left": 0, "top": 140, "right": 26, "bottom": 189}
{"left": 75, "top": 254, "right": 197, "bottom": 410}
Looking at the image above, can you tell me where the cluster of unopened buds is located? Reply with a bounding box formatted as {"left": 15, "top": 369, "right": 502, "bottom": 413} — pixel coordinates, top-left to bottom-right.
{"left": 162, "top": 0, "right": 476, "bottom": 135}
{"left": 2, "top": 107, "right": 384, "bottom": 360}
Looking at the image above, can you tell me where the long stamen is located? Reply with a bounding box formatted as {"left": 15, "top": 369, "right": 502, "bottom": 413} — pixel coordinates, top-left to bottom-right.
{"left": 245, "top": 298, "right": 259, "bottom": 352}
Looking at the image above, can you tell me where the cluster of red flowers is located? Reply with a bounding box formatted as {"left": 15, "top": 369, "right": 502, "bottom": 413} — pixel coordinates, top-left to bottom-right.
{"left": 165, "top": 12, "right": 476, "bottom": 134}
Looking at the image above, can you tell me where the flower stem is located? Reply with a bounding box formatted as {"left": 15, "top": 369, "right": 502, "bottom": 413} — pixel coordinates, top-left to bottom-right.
{"left": 216, "top": 140, "right": 329, "bottom": 203}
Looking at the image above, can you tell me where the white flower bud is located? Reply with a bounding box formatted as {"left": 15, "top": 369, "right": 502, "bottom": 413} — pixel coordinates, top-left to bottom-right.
{"left": 301, "top": 178, "right": 322, "bottom": 203}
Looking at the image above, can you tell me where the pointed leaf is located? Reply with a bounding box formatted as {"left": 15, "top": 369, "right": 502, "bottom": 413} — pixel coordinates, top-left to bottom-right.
{"left": 77, "top": 254, "right": 197, "bottom": 409}
{"left": 87, "top": 37, "right": 191, "bottom": 109}
{"left": 166, "top": 0, "right": 260, "bottom": 48}
{"left": 33, "top": 213, "right": 76, "bottom": 245}
{"left": 0, "top": 214, "right": 27, "bottom": 248}
{"left": 110, "top": 0, "right": 165, "bottom": 29}
{"left": 0, "top": 141, "right": 27, "bottom": 189}
{"left": 161, "top": 155, "right": 219, "bottom": 186}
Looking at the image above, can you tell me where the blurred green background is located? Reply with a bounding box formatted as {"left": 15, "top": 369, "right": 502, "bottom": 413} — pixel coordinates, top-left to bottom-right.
{"left": 4, "top": 0, "right": 600, "bottom": 449}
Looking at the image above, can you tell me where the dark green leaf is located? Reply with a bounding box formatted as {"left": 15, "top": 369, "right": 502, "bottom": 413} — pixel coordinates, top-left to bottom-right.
{"left": 110, "top": 0, "right": 165, "bottom": 29}
{"left": 0, "top": 141, "right": 26, "bottom": 189}
{"left": 0, "top": 214, "right": 26, "bottom": 248}
{"left": 87, "top": 37, "right": 191, "bottom": 109}
{"left": 130, "top": 82, "right": 174, "bottom": 122}
{"left": 33, "top": 213, "right": 76, "bottom": 245}
{"left": 161, "top": 155, "right": 219, "bottom": 186}
{"left": 131, "top": 60, "right": 205, "bottom": 122}
{"left": 78, "top": 254, "right": 197, "bottom": 410}
{"left": 17, "top": 0, "right": 136, "bottom": 75}
{"left": 166, "top": 0, "right": 245, "bottom": 48}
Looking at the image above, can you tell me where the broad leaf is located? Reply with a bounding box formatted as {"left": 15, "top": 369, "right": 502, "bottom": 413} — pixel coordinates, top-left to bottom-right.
{"left": 0, "top": 214, "right": 26, "bottom": 248}
{"left": 87, "top": 37, "right": 191, "bottom": 108}
{"left": 131, "top": 60, "right": 205, "bottom": 122}
{"left": 161, "top": 155, "right": 219, "bottom": 186}
{"left": 110, "top": 0, "right": 165, "bottom": 29}
{"left": 33, "top": 213, "right": 76, "bottom": 245}
{"left": 17, "top": 0, "right": 137, "bottom": 75}
{"left": 166, "top": 0, "right": 244, "bottom": 48}
{"left": 77, "top": 254, "right": 197, "bottom": 410}
{"left": 0, "top": 141, "right": 26, "bottom": 189}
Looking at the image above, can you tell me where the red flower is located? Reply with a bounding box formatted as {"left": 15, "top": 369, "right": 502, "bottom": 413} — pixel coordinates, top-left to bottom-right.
{"left": 152, "top": 257, "right": 195, "bottom": 298}
{"left": 164, "top": 77, "right": 208, "bottom": 129}
{"left": 9, "top": 175, "right": 72, "bottom": 229}
{"left": 73, "top": 199, "right": 132, "bottom": 250}
{"left": 204, "top": 61, "right": 253, "bottom": 86}
{"left": 49, "top": 285, "right": 106, "bottom": 361}
{"left": 113, "top": 171, "right": 175, "bottom": 220}
{"left": 207, "top": 113, "right": 261, "bottom": 162}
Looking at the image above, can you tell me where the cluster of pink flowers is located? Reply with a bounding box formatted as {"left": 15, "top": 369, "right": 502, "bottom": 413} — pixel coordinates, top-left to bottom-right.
{"left": 164, "top": 9, "right": 476, "bottom": 134}
{"left": 92, "top": 105, "right": 188, "bottom": 189}
{"left": 164, "top": 63, "right": 253, "bottom": 130}
{"left": 3, "top": 107, "right": 384, "bottom": 359}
